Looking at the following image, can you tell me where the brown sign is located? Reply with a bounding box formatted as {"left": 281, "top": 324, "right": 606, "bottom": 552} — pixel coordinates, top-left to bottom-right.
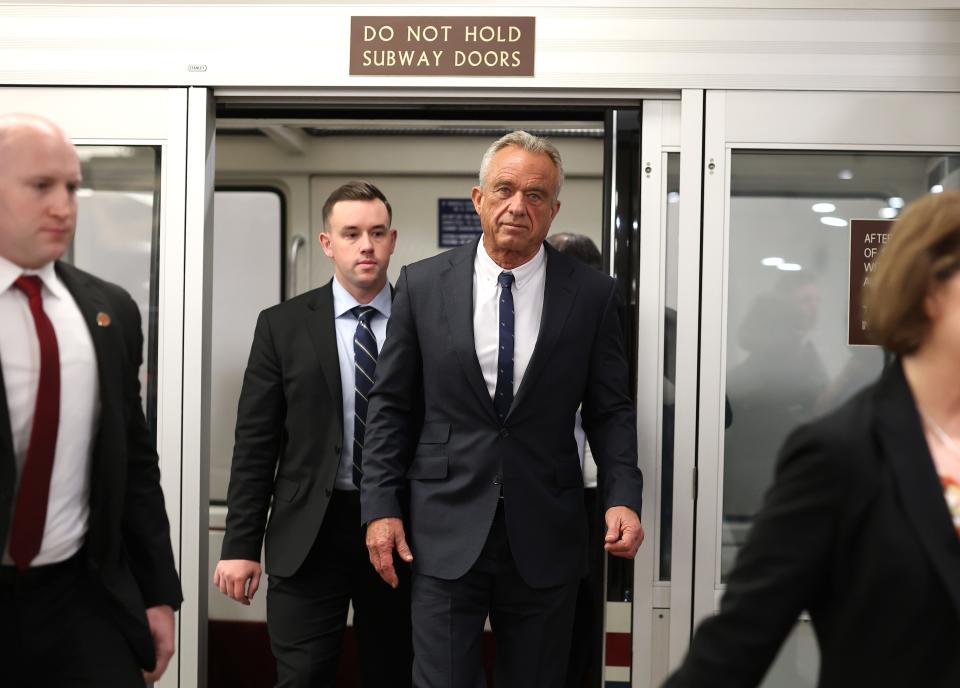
{"left": 849, "top": 218, "right": 893, "bottom": 345}
{"left": 350, "top": 16, "right": 535, "bottom": 76}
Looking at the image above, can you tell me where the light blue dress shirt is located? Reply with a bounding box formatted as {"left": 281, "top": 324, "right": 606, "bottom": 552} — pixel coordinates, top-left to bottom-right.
{"left": 331, "top": 278, "right": 392, "bottom": 491}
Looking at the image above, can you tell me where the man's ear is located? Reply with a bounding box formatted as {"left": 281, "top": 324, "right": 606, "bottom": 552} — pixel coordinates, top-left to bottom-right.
{"left": 319, "top": 231, "right": 333, "bottom": 257}
{"left": 471, "top": 186, "right": 483, "bottom": 215}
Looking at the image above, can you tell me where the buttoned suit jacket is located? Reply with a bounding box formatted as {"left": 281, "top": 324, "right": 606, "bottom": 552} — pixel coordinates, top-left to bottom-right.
{"left": 664, "top": 360, "right": 960, "bottom": 687}
{"left": 220, "top": 280, "right": 351, "bottom": 577}
{"left": 361, "top": 240, "right": 644, "bottom": 589}
{"left": 0, "top": 261, "right": 182, "bottom": 671}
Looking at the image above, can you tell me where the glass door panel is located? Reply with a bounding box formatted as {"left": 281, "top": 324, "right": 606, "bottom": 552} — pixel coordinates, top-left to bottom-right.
{"left": 691, "top": 89, "right": 960, "bottom": 688}
{"left": 0, "top": 87, "right": 192, "bottom": 688}
{"left": 722, "top": 151, "right": 960, "bottom": 576}
{"left": 71, "top": 145, "right": 161, "bottom": 428}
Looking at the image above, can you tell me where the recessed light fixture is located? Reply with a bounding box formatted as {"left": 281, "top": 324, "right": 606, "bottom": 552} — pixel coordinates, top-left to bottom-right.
{"left": 931, "top": 184, "right": 944, "bottom": 194}
{"left": 667, "top": 192, "right": 680, "bottom": 204}
{"left": 761, "top": 257, "right": 784, "bottom": 267}
{"left": 838, "top": 169, "right": 854, "bottom": 180}
{"left": 887, "top": 196, "right": 905, "bottom": 209}
{"left": 778, "top": 263, "right": 802, "bottom": 271}
{"left": 811, "top": 202, "right": 836, "bottom": 213}
{"left": 878, "top": 207, "right": 898, "bottom": 219}
{"left": 820, "top": 217, "right": 848, "bottom": 227}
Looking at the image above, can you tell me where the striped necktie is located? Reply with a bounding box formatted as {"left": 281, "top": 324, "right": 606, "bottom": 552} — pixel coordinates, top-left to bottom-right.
{"left": 493, "top": 271, "right": 515, "bottom": 423}
{"left": 352, "top": 305, "right": 378, "bottom": 488}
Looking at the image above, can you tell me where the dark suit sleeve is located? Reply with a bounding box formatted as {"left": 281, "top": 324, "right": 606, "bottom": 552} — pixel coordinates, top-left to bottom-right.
{"left": 361, "top": 266, "right": 421, "bottom": 524}
{"left": 664, "top": 425, "right": 846, "bottom": 688}
{"left": 116, "top": 291, "right": 182, "bottom": 609}
{"left": 580, "top": 281, "right": 644, "bottom": 514}
{"left": 220, "top": 309, "right": 286, "bottom": 562}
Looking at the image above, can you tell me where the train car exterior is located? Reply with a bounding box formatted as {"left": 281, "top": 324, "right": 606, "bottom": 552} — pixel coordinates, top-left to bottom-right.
{"left": 2, "top": 2, "right": 959, "bottom": 687}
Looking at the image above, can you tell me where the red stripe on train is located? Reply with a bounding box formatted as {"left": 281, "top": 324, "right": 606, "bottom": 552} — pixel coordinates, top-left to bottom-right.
{"left": 605, "top": 632, "right": 632, "bottom": 667}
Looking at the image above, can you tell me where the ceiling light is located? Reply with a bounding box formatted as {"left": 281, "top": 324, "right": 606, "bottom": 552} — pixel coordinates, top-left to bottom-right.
{"left": 878, "top": 207, "right": 897, "bottom": 219}
{"left": 667, "top": 192, "right": 680, "bottom": 204}
{"left": 820, "top": 217, "right": 848, "bottom": 228}
{"left": 887, "top": 196, "right": 904, "bottom": 209}
{"left": 838, "top": 169, "right": 854, "bottom": 180}
{"left": 761, "top": 257, "right": 784, "bottom": 267}
{"left": 931, "top": 184, "right": 944, "bottom": 194}
{"left": 811, "top": 202, "right": 836, "bottom": 213}
{"left": 778, "top": 263, "right": 802, "bottom": 271}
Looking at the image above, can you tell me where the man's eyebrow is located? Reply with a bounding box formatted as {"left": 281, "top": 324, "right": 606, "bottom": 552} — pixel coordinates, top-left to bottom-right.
{"left": 340, "top": 223, "right": 388, "bottom": 231}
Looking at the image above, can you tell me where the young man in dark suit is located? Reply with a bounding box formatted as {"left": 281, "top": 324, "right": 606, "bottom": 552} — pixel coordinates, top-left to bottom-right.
{"left": 214, "top": 181, "right": 413, "bottom": 687}
{"left": 362, "top": 132, "right": 645, "bottom": 687}
{"left": 0, "top": 113, "right": 182, "bottom": 686}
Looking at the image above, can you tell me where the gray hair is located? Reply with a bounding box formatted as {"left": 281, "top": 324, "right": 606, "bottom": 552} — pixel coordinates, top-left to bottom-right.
{"left": 478, "top": 130, "right": 564, "bottom": 197}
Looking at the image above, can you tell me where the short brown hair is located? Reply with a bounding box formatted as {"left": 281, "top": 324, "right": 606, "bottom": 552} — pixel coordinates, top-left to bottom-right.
{"left": 321, "top": 180, "right": 392, "bottom": 230}
{"left": 865, "top": 191, "right": 960, "bottom": 354}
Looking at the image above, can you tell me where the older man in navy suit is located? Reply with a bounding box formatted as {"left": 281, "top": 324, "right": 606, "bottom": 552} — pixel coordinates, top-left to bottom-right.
{"left": 362, "top": 131, "right": 645, "bottom": 687}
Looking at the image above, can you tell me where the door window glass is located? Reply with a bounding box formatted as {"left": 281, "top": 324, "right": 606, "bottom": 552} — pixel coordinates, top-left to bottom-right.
{"left": 721, "top": 151, "right": 960, "bottom": 578}
{"left": 71, "top": 145, "right": 161, "bottom": 439}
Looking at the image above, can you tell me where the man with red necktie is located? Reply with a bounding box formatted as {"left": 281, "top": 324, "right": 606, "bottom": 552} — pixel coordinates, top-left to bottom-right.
{"left": 0, "top": 113, "right": 182, "bottom": 687}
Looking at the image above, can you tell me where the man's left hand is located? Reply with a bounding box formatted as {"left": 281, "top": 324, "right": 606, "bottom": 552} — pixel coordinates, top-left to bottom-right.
{"left": 143, "top": 604, "right": 176, "bottom": 683}
{"left": 603, "top": 506, "right": 644, "bottom": 559}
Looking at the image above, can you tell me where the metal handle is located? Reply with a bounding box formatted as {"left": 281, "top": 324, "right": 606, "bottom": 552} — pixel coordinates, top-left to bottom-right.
{"left": 287, "top": 234, "right": 306, "bottom": 298}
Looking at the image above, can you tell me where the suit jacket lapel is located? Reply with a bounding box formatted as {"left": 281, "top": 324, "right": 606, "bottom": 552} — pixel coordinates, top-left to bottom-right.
{"left": 875, "top": 359, "right": 960, "bottom": 618}
{"left": 510, "top": 245, "right": 577, "bottom": 416}
{"left": 55, "top": 262, "right": 125, "bottom": 539}
{"left": 56, "top": 262, "right": 119, "bottom": 400}
{"left": 441, "top": 241, "right": 499, "bottom": 424}
{"left": 305, "top": 281, "right": 344, "bottom": 428}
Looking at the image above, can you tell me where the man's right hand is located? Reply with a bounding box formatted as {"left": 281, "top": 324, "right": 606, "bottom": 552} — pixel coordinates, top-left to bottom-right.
{"left": 213, "top": 559, "right": 262, "bottom": 605}
{"left": 365, "top": 517, "right": 413, "bottom": 588}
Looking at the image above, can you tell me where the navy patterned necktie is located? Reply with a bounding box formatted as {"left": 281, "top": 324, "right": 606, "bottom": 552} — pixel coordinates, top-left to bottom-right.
{"left": 494, "top": 272, "right": 515, "bottom": 423}
{"left": 352, "top": 305, "right": 379, "bottom": 488}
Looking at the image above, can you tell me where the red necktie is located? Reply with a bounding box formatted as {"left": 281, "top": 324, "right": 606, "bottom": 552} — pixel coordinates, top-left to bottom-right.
{"left": 10, "top": 275, "right": 60, "bottom": 570}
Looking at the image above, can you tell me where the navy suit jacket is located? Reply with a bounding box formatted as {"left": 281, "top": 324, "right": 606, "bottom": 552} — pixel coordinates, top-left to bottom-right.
{"left": 361, "top": 240, "right": 643, "bottom": 588}
{"left": 0, "top": 261, "right": 182, "bottom": 670}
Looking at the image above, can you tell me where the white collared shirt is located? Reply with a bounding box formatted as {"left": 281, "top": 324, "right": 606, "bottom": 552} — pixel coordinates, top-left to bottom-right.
{"left": 0, "top": 255, "right": 99, "bottom": 566}
{"left": 473, "top": 241, "right": 546, "bottom": 404}
{"left": 331, "top": 277, "right": 392, "bottom": 491}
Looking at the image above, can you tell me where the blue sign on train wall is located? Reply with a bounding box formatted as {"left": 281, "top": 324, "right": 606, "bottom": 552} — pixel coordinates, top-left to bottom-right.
{"left": 438, "top": 198, "right": 482, "bottom": 247}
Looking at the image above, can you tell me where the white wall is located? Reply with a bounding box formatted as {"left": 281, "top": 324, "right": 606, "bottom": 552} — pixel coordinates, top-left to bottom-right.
{"left": 1, "top": 4, "right": 957, "bottom": 92}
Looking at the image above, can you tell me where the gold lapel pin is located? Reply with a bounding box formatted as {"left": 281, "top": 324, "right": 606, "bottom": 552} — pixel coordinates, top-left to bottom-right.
{"left": 96, "top": 312, "right": 111, "bottom": 327}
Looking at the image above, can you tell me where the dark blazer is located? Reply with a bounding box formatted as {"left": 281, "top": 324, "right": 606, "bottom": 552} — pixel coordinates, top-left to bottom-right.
{"left": 361, "top": 240, "right": 644, "bottom": 589}
{"left": 665, "top": 360, "right": 960, "bottom": 688}
{"left": 220, "top": 280, "right": 347, "bottom": 577}
{"left": 0, "top": 261, "right": 182, "bottom": 670}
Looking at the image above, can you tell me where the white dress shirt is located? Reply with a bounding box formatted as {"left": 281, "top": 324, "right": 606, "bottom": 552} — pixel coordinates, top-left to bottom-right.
{"left": 0, "top": 255, "right": 99, "bottom": 566}
{"left": 331, "top": 277, "right": 392, "bottom": 491}
{"left": 473, "top": 241, "right": 546, "bottom": 403}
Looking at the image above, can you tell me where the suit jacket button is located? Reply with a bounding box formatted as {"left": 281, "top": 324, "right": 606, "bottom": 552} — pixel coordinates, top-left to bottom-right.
{"left": 499, "top": 428, "right": 509, "bottom": 438}
{"left": 325, "top": 488, "right": 332, "bottom": 498}
{"left": 333, "top": 444, "right": 341, "bottom": 454}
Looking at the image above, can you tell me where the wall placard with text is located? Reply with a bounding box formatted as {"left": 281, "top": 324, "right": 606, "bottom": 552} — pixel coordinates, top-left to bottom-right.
{"left": 849, "top": 218, "right": 893, "bottom": 346}
{"left": 350, "top": 16, "right": 535, "bottom": 76}
{"left": 438, "top": 198, "right": 482, "bottom": 247}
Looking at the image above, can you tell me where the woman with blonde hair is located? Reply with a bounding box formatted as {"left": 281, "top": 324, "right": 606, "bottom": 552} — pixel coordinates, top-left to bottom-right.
{"left": 664, "top": 192, "right": 960, "bottom": 687}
